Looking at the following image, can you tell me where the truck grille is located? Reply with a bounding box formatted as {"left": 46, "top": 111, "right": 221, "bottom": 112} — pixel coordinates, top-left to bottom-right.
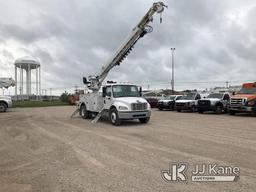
{"left": 176, "top": 102, "right": 186, "bottom": 107}
{"left": 131, "top": 103, "right": 147, "bottom": 111}
{"left": 230, "top": 98, "right": 244, "bottom": 106}
{"left": 198, "top": 100, "right": 210, "bottom": 107}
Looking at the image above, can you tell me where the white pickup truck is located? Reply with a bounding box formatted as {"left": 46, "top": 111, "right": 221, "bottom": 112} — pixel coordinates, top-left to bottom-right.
{"left": 0, "top": 96, "right": 12, "bottom": 112}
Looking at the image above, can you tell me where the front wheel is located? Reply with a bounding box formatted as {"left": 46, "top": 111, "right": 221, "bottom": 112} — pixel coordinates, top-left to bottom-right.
{"left": 198, "top": 110, "right": 204, "bottom": 114}
{"left": 191, "top": 105, "right": 197, "bottom": 112}
{"left": 109, "top": 108, "right": 122, "bottom": 126}
{"left": 139, "top": 117, "right": 150, "bottom": 124}
{"left": 215, "top": 105, "right": 223, "bottom": 114}
{"left": 229, "top": 110, "right": 236, "bottom": 115}
{"left": 0, "top": 102, "right": 7, "bottom": 113}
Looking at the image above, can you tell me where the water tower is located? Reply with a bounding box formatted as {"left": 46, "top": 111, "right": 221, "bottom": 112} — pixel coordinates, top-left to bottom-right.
{"left": 14, "top": 56, "right": 41, "bottom": 99}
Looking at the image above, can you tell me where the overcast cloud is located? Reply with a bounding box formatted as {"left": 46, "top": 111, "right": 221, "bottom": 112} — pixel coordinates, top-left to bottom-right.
{"left": 0, "top": 0, "right": 256, "bottom": 94}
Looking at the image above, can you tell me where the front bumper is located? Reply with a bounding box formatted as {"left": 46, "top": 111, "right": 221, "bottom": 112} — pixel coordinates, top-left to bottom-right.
{"left": 198, "top": 105, "right": 216, "bottom": 111}
{"left": 230, "top": 105, "right": 254, "bottom": 112}
{"left": 158, "top": 102, "right": 175, "bottom": 109}
{"left": 176, "top": 105, "right": 192, "bottom": 111}
{"left": 118, "top": 110, "right": 151, "bottom": 120}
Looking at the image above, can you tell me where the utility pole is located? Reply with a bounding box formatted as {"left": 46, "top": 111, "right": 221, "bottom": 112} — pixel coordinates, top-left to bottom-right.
{"left": 50, "top": 88, "right": 52, "bottom": 101}
{"left": 171, "top": 48, "right": 175, "bottom": 95}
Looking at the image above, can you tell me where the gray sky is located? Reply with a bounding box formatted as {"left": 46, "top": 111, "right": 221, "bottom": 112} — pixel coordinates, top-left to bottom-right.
{"left": 0, "top": 0, "right": 256, "bottom": 95}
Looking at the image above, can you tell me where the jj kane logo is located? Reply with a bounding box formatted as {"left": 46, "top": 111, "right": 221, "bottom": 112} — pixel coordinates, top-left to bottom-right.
{"left": 162, "top": 162, "right": 240, "bottom": 183}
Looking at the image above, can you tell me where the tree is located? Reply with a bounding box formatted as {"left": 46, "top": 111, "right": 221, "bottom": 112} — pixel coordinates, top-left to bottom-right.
{"left": 60, "top": 91, "right": 70, "bottom": 103}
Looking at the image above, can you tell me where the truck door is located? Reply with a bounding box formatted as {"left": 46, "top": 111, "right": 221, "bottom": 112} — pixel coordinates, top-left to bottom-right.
{"left": 103, "top": 86, "right": 112, "bottom": 109}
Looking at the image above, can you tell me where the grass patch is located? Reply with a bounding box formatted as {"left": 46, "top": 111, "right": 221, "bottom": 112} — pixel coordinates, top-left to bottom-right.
{"left": 13, "top": 100, "right": 69, "bottom": 108}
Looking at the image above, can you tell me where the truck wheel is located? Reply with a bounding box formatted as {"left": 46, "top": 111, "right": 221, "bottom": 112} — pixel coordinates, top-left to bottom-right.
{"left": 158, "top": 107, "right": 163, "bottom": 111}
{"left": 198, "top": 110, "right": 204, "bottom": 114}
{"left": 229, "top": 110, "right": 236, "bottom": 115}
{"left": 191, "top": 105, "right": 196, "bottom": 112}
{"left": 215, "top": 105, "right": 223, "bottom": 114}
{"left": 80, "top": 104, "right": 90, "bottom": 119}
{"left": 0, "top": 102, "right": 7, "bottom": 113}
{"left": 109, "top": 108, "right": 121, "bottom": 126}
{"left": 139, "top": 117, "right": 150, "bottom": 124}
{"left": 177, "top": 109, "right": 181, "bottom": 112}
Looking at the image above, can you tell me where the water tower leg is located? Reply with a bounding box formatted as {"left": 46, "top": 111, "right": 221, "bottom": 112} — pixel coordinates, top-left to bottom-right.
{"left": 36, "top": 67, "right": 38, "bottom": 99}
{"left": 15, "top": 66, "right": 17, "bottom": 100}
{"left": 26, "top": 69, "right": 29, "bottom": 97}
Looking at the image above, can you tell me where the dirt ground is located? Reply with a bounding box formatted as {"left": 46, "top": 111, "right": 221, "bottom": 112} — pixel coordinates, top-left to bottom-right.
{"left": 0, "top": 106, "right": 255, "bottom": 192}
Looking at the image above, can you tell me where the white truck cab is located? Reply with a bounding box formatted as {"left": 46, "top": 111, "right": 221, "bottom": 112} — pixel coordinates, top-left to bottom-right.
{"left": 79, "top": 83, "right": 151, "bottom": 125}
{"left": 0, "top": 96, "right": 12, "bottom": 112}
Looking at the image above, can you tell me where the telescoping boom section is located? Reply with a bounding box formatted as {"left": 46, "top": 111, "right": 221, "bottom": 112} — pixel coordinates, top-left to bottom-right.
{"left": 85, "top": 2, "right": 167, "bottom": 91}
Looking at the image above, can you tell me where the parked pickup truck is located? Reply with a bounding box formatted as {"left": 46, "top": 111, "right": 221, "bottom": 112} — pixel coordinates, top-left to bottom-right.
{"left": 198, "top": 93, "right": 230, "bottom": 114}
{"left": 0, "top": 96, "right": 12, "bottom": 112}
{"left": 157, "top": 95, "right": 183, "bottom": 110}
{"left": 175, "top": 92, "right": 201, "bottom": 112}
{"left": 229, "top": 82, "right": 256, "bottom": 115}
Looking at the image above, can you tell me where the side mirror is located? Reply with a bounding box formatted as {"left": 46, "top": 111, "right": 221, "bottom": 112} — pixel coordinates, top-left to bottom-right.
{"left": 139, "top": 86, "right": 142, "bottom": 97}
{"left": 83, "top": 77, "right": 88, "bottom": 84}
{"left": 102, "top": 87, "right": 106, "bottom": 97}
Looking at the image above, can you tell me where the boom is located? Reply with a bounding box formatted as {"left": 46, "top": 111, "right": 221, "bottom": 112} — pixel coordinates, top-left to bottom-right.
{"left": 85, "top": 2, "right": 167, "bottom": 91}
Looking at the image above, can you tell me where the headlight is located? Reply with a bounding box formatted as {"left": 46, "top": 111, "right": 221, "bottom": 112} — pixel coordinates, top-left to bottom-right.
{"left": 119, "top": 106, "right": 128, "bottom": 110}
{"left": 247, "top": 101, "right": 255, "bottom": 106}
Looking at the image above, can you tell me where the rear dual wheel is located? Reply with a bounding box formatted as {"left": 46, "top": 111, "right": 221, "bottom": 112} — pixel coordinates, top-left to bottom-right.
{"left": 80, "top": 104, "right": 91, "bottom": 119}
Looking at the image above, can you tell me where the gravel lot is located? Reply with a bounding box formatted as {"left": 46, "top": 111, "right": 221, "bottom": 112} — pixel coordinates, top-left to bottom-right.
{"left": 0, "top": 106, "right": 255, "bottom": 192}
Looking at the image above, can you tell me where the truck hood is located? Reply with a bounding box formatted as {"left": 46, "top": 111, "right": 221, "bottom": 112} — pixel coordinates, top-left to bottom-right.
{"left": 114, "top": 97, "right": 148, "bottom": 104}
{"left": 200, "top": 98, "right": 220, "bottom": 102}
{"left": 158, "top": 99, "right": 174, "bottom": 102}
{"left": 0, "top": 96, "right": 12, "bottom": 100}
{"left": 176, "top": 100, "right": 194, "bottom": 103}
{"left": 232, "top": 94, "right": 256, "bottom": 101}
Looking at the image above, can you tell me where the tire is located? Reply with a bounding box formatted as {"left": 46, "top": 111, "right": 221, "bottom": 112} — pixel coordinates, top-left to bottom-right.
{"left": 0, "top": 102, "right": 7, "bottom": 113}
{"left": 139, "top": 117, "right": 150, "bottom": 124}
{"left": 80, "top": 104, "right": 90, "bottom": 119}
{"left": 215, "top": 105, "right": 223, "bottom": 114}
{"left": 229, "top": 110, "right": 236, "bottom": 115}
{"left": 109, "top": 108, "right": 121, "bottom": 126}
{"left": 198, "top": 110, "right": 204, "bottom": 114}
{"left": 158, "top": 107, "right": 163, "bottom": 111}
{"left": 177, "top": 109, "right": 181, "bottom": 112}
{"left": 191, "top": 105, "right": 196, "bottom": 112}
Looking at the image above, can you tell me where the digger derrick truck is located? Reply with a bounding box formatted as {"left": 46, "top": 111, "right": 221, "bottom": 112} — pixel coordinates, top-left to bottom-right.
{"left": 0, "top": 78, "right": 15, "bottom": 112}
{"left": 77, "top": 2, "right": 167, "bottom": 125}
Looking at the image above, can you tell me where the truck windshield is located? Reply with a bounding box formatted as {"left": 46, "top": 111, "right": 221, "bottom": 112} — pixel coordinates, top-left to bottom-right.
{"left": 180, "top": 93, "right": 196, "bottom": 100}
{"left": 112, "top": 85, "right": 140, "bottom": 98}
{"left": 207, "top": 93, "right": 223, "bottom": 99}
{"left": 238, "top": 87, "right": 256, "bottom": 94}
